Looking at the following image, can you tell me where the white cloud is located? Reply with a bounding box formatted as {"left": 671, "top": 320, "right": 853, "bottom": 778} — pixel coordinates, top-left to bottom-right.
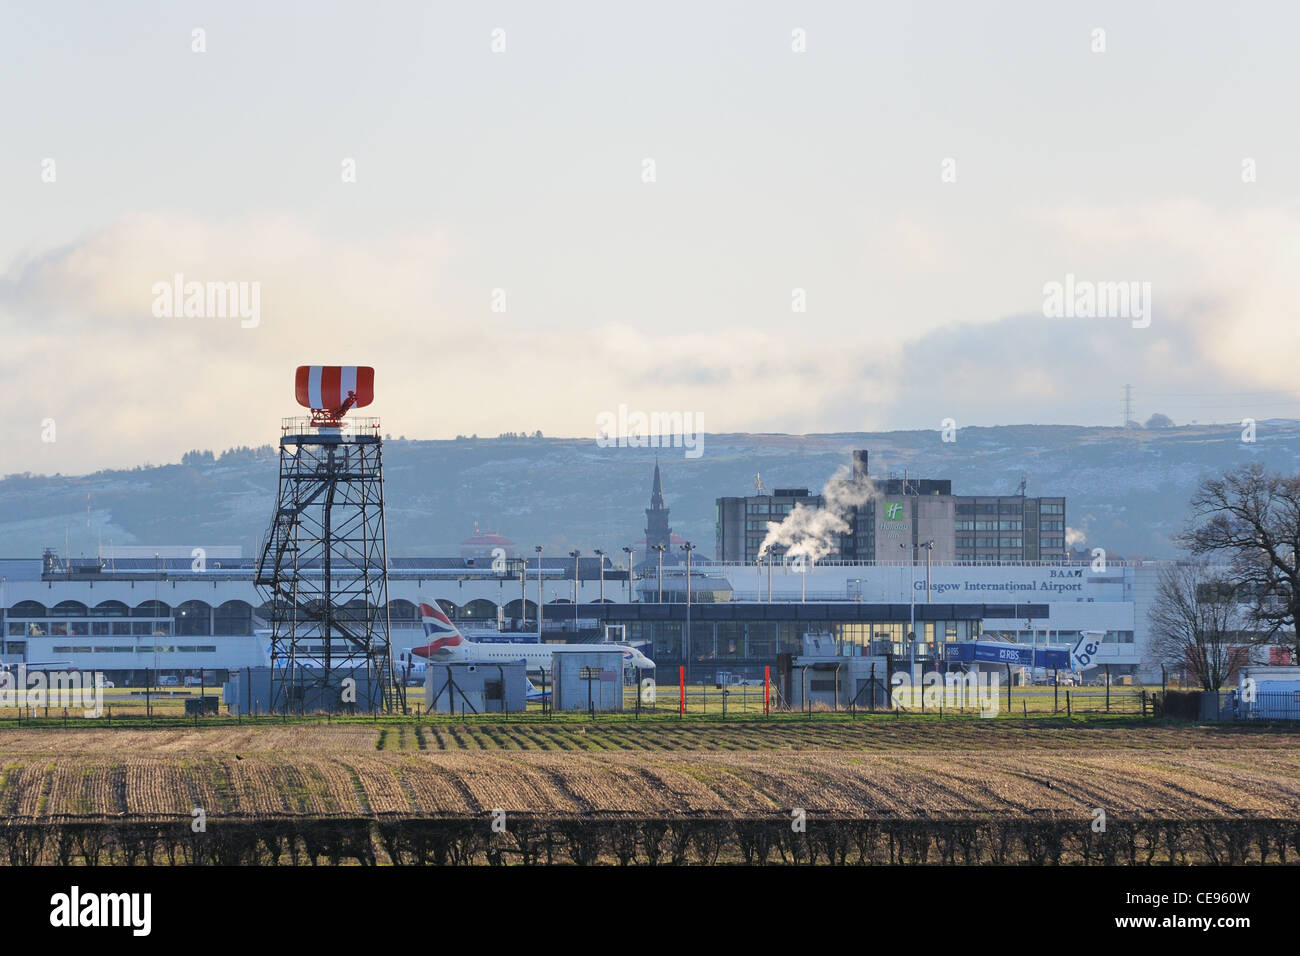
{"left": 0, "top": 215, "right": 901, "bottom": 472}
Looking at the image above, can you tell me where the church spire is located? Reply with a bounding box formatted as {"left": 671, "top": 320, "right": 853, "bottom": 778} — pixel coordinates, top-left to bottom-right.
{"left": 644, "top": 459, "right": 671, "bottom": 559}
{"left": 650, "top": 458, "right": 665, "bottom": 510}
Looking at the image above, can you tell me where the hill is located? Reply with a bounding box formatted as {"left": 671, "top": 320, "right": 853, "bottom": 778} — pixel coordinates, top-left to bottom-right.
{"left": 3, "top": 422, "right": 1299, "bottom": 560}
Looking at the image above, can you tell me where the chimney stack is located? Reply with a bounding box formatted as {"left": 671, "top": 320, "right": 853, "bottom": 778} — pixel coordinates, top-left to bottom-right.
{"left": 851, "top": 450, "right": 869, "bottom": 478}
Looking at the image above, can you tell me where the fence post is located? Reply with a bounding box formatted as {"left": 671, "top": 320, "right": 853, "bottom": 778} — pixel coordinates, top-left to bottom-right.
{"left": 1066, "top": 690, "right": 1071, "bottom": 717}
{"left": 1105, "top": 664, "right": 1111, "bottom": 712}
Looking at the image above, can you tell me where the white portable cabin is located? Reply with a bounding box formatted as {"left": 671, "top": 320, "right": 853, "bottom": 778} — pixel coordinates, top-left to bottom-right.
{"left": 1238, "top": 665, "right": 1300, "bottom": 721}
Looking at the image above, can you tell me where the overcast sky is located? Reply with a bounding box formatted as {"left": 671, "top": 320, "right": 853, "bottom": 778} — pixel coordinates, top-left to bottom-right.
{"left": 3, "top": 1, "right": 1299, "bottom": 474}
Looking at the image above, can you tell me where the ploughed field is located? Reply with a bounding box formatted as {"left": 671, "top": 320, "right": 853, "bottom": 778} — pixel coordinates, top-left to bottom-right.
{"left": 0, "top": 720, "right": 1296, "bottom": 819}
{"left": 1, "top": 719, "right": 1297, "bottom": 864}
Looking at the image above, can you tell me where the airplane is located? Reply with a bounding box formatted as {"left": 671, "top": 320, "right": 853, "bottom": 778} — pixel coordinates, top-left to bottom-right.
{"left": 0, "top": 660, "right": 77, "bottom": 674}
{"left": 406, "top": 601, "right": 655, "bottom": 674}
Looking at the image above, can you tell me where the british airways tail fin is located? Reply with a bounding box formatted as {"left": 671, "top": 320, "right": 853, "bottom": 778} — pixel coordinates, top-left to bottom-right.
{"left": 410, "top": 600, "right": 470, "bottom": 659}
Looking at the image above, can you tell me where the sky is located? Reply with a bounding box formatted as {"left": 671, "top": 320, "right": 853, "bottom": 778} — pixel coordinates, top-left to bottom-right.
{"left": 3, "top": 0, "right": 1300, "bottom": 474}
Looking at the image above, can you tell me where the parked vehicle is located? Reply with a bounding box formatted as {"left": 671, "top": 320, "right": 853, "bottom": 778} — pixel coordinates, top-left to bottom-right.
{"left": 184, "top": 676, "right": 203, "bottom": 687}
{"left": 158, "top": 675, "right": 179, "bottom": 687}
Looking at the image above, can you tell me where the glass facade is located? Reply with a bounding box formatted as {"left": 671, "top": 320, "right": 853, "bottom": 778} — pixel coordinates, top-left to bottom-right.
{"left": 619, "top": 616, "right": 980, "bottom": 663}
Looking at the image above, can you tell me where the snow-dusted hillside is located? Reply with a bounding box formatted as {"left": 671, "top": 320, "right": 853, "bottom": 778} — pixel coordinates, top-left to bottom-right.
{"left": 3, "top": 422, "right": 1297, "bottom": 561}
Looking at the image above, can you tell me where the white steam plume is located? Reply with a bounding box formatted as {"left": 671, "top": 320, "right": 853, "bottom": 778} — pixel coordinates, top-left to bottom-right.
{"left": 757, "top": 465, "right": 877, "bottom": 563}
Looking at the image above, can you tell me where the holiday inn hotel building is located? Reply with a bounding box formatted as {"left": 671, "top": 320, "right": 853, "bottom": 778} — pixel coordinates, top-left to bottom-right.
{"left": 715, "top": 450, "right": 1067, "bottom": 565}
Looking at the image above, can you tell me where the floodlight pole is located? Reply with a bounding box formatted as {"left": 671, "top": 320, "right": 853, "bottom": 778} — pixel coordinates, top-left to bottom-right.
{"left": 570, "top": 550, "right": 581, "bottom": 630}
{"left": 681, "top": 542, "right": 695, "bottom": 664}
{"left": 653, "top": 545, "right": 666, "bottom": 602}
{"left": 902, "top": 542, "right": 916, "bottom": 680}
{"left": 535, "top": 546, "right": 544, "bottom": 638}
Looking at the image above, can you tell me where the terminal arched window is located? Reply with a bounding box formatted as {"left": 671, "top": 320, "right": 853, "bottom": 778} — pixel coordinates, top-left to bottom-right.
{"left": 174, "top": 600, "right": 213, "bottom": 636}
{"left": 215, "top": 601, "right": 253, "bottom": 636}
{"left": 9, "top": 600, "right": 46, "bottom": 618}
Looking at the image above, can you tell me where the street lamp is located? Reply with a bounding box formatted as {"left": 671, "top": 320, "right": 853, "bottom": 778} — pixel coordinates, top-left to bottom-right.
{"left": 534, "top": 546, "right": 544, "bottom": 638}
{"left": 900, "top": 540, "right": 935, "bottom": 679}
{"left": 652, "top": 544, "right": 666, "bottom": 602}
{"left": 594, "top": 549, "right": 606, "bottom": 603}
{"left": 900, "top": 542, "right": 916, "bottom": 679}
{"left": 680, "top": 542, "right": 695, "bottom": 606}
{"left": 569, "top": 550, "right": 581, "bottom": 631}
{"left": 680, "top": 542, "right": 695, "bottom": 665}
{"left": 922, "top": 539, "right": 934, "bottom": 604}
{"left": 622, "top": 547, "right": 635, "bottom": 602}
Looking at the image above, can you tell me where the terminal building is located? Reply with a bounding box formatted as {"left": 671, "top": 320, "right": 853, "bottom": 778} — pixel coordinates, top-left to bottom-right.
{"left": 0, "top": 547, "right": 1171, "bottom": 685}
{"left": 0, "top": 451, "right": 1229, "bottom": 688}
{"left": 715, "top": 450, "right": 1067, "bottom": 564}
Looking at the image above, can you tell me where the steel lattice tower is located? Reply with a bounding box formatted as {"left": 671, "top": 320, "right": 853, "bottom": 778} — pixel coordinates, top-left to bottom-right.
{"left": 255, "top": 367, "right": 398, "bottom": 713}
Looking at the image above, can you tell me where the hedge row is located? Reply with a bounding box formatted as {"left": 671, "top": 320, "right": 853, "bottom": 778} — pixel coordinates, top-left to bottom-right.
{"left": 1, "top": 815, "right": 1296, "bottom": 865}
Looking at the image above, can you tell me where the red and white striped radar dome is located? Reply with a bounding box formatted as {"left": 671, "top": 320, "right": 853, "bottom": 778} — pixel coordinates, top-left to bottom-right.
{"left": 295, "top": 366, "right": 374, "bottom": 411}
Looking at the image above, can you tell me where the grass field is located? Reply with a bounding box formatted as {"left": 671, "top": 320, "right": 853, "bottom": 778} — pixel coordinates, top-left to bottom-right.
{"left": 0, "top": 680, "right": 1160, "bottom": 720}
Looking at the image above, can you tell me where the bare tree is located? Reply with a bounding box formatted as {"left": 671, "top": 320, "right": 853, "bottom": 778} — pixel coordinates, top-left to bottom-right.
{"left": 1180, "top": 463, "right": 1300, "bottom": 658}
{"left": 1147, "top": 563, "right": 1248, "bottom": 690}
